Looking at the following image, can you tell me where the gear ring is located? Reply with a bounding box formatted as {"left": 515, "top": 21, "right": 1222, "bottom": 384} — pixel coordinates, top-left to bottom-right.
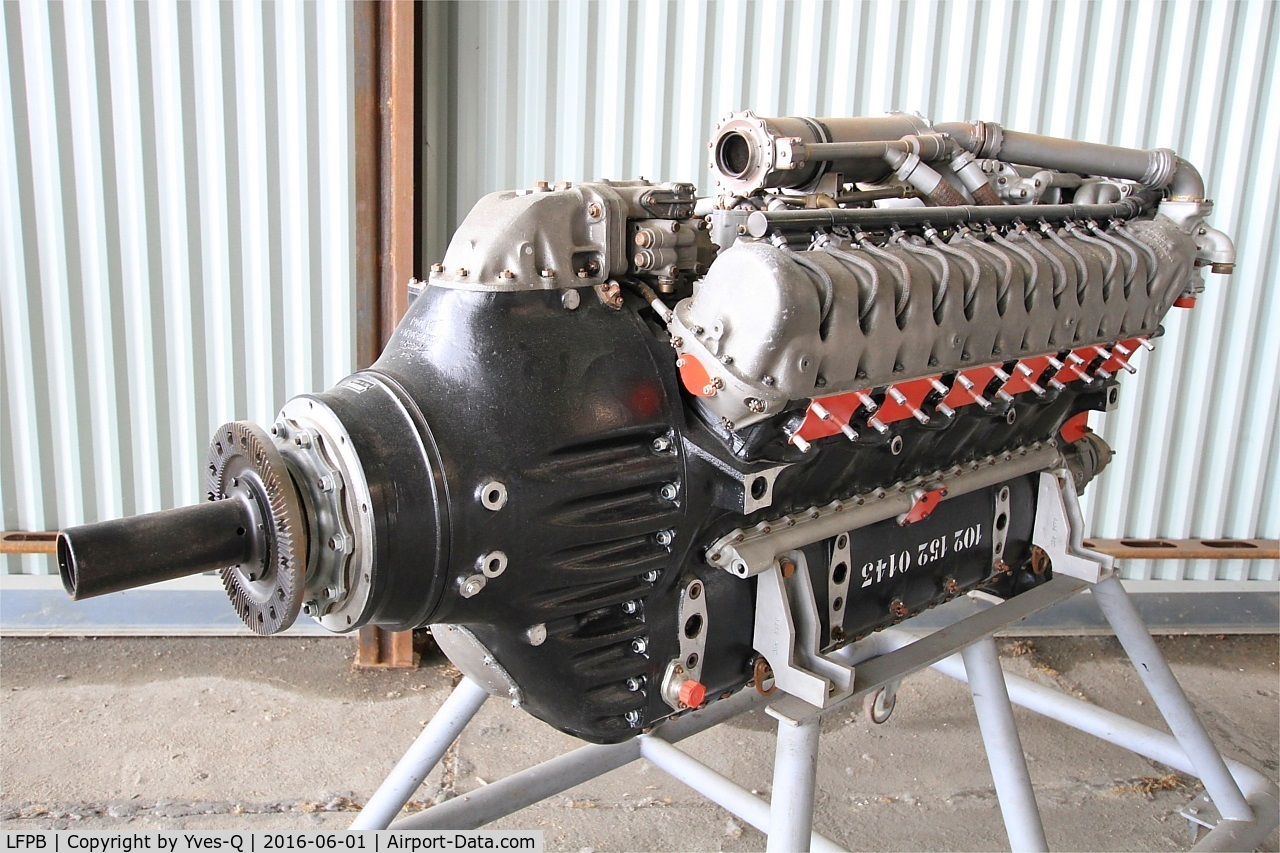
{"left": 206, "top": 421, "right": 307, "bottom": 635}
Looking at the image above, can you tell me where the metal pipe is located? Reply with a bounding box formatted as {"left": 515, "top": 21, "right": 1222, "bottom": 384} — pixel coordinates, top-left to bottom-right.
{"left": 639, "top": 736, "right": 842, "bottom": 852}
{"left": 390, "top": 686, "right": 764, "bottom": 830}
{"left": 916, "top": 643, "right": 1278, "bottom": 852}
{"left": 350, "top": 677, "right": 491, "bottom": 829}
{"left": 937, "top": 121, "right": 1205, "bottom": 200}
{"left": 1089, "top": 577, "right": 1254, "bottom": 822}
{"left": 745, "top": 195, "right": 1154, "bottom": 237}
{"left": 960, "top": 638, "right": 1049, "bottom": 852}
{"left": 57, "top": 500, "right": 258, "bottom": 600}
{"left": 767, "top": 716, "right": 822, "bottom": 853}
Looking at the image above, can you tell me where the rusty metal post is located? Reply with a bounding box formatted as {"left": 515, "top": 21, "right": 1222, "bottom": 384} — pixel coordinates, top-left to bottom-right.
{"left": 353, "top": 0, "right": 418, "bottom": 670}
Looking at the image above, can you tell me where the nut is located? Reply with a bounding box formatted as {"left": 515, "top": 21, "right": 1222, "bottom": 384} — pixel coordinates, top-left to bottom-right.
{"left": 460, "top": 575, "right": 486, "bottom": 598}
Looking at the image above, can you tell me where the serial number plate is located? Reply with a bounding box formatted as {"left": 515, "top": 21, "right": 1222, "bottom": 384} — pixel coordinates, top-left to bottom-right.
{"left": 858, "top": 522, "right": 985, "bottom": 588}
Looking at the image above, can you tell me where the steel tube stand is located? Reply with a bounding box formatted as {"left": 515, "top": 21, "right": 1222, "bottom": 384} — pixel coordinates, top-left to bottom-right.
{"left": 961, "top": 637, "right": 1048, "bottom": 852}
{"left": 356, "top": 577, "right": 1277, "bottom": 851}
{"left": 350, "top": 676, "right": 489, "bottom": 829}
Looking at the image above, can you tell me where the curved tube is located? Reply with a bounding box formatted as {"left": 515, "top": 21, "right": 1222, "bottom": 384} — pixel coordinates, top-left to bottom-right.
{"left": 987, "top": 228, "right": 1043, "bottom": 311}
{"left": 927, "top": 229, "right": 983, "bottom": 314}
{"left": 1087, "top": 220, "right": 1139, "bottom": 296}
{"left": 821, "top": 243, "right": 883, "bottom": 321}
{"left": 937, "top": 120, "right": 1205, "bottom": 200}
{"left": 898, "top": 236, "right": 953, "bottom": 315}
{"left": 1042, "top": 223, "right": 1091, "bottom": 301}
{"left": 961, "top": 228, "right": 1017, "bottom": 310}
{"left": 1063, "top": 221, "right": 1120, "bottom": 300}
{"left": 853, "top": 232, "right": 913, "bottom": 315}
{"left": 1017, "top": 228, "right": 1070, "bottom": 304}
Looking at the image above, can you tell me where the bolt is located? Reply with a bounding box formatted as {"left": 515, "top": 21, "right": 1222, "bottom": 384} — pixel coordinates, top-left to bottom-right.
{"left": 328, "top": 533, "right": 349, "bottom": 552}
{"left": 525, "top": 623, "right": 547, "bottom": 646}
{"left": 324, "top": 585, "right": 339, "bottom": 600}
{"left": 624, "top": 710, "right": 642, "bottom": 726}
{"left": 745, "top": 397, "right": 765, "bottom": 413}
{"left": 294, "top": 432, "right": 312, "bottom": 448}
{"left": 460, "top": 575, "right": 486, "bottom": 598}
{"left": 540, "top": 268, "right": 555, "bottom": 278}
{"left": 302, "top": 602, "right": 316, "bottom": 616}
{"left": 779, "top": 557, "right": 797, "bottom": 579}
{"left": 890, "top": 599, "right": 910, "bottom": 618}
{"left": 430, "top": 262, "right": 444, "bottom": 273}
{"left": 587, "top": 202, "right": 603, "bottom": 219}
{"left": 641, "top": 570, "right": 660, "bottom": 583}
{"left": 651, "top": 436, "right": 672, "bottom": 453}
{"left": 499, "top": 269, "right": 515, "bottom": 280}
{"left": 317, "top": 475, "right": 335, "bottom": 492}
{"left": 655, "top": 529, "right": 675, "bottom": 547}
{"left": 660, "top": 483, "right": 678, "bottom": 501}
{"left": 621, "top": 600, "right": 640, "bottom": 615}
{"left": 626, "top": 677, "right": 645, "bottom": 692}
{"left": 630, "top": 637, "right": 648, "bottom": 654}
{"left": 561, "top": 289, "right": 581, "bottom": 310}
{"left": 457, "top": 268, "right": 469, "bottom": 277}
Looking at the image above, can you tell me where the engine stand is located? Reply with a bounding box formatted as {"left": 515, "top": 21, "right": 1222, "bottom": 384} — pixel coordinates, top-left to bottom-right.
{"left": 351, "top": 575, "right": 1278, "bottom": 851}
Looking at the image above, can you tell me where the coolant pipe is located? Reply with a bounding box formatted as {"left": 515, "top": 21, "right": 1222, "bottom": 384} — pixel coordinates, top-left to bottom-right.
{"left": 937, "top": 121, "right": 1205, "bottom": 200}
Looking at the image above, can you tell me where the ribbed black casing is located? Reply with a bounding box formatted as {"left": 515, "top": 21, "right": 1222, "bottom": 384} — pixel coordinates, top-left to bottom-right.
{"left": 320, "top": 285, "right": 1106, "bottom": 743}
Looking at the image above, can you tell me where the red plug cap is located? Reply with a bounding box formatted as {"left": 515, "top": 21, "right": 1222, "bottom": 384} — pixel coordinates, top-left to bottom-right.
{"left": 678, "top": 679, "right": 707, "bottom": 708}
{"left": 1174, "top": 296, "right": 1197, "bottom": 309}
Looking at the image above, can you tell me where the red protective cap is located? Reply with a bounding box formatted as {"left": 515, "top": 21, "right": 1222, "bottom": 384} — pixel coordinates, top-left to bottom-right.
{"left": 1174, "top": 296, "right": 1197, "bottom": 309}
{"left": 678, "top": 679, "right": 707, "bottom": 708}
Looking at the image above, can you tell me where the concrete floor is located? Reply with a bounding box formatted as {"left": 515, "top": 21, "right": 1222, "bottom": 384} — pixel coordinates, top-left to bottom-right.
{"left": 1, "top": 634, "right": 1276, "bottom": 851}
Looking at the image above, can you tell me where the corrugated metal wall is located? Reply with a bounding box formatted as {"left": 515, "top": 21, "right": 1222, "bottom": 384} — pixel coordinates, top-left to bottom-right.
{"left": 1, "top": 0, "right": 355, "bottom": 575}
{"left": 3, "top": 0, "right": 1276, "bottom": 588}
{"left": 442, "top": 0, "right": 1279, "bottom": 584}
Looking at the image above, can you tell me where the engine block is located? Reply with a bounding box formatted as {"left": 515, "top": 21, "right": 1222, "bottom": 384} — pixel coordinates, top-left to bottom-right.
{"left": 56, "top": 112, "right": 1233, "bottom": 744}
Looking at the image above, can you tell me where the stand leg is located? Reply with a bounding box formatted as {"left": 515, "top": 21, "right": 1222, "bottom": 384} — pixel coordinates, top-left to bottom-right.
{"left": 1090, "top": 576, "right": 1253, "bottom": 822}
{"left": 767, "top": 716, "right": 820, "bottom": 853}
{"left": 961, "top": 638, "right": 1048, "bottom": 853}
{"left": 351, "top": 677, "right": 490, "bottom": 829}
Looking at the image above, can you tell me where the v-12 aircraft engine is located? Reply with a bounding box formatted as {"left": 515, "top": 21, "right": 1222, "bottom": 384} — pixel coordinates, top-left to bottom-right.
{"left": 57, "top": 112, "right": 1233, "bottom": 743}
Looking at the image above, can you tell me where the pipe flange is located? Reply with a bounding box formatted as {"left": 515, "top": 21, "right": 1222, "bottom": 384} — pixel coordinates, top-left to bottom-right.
{"left": 207, "top": 421, "right": 307, "bottom": 635}
{"left": 276, "top": 396, "right": 377, "bottom": 632}
{"left": 1142, "top": 148, "right": 1177, "bottom": 190}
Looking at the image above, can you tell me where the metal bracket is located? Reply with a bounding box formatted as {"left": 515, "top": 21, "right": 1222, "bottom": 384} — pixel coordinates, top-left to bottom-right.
{"left": 753, "top": 553, "right": 854, "bottom": 709}
{"left": 992, "top": 483, "right": 1011, "bottom": 567}
{"left": 1031, "top": 470, "right": 1114, "bottom": 582}
{"left": 708, "top": 443, "right": 1062, "bottom": 577}
{"left": 661, "top": 577, "right": 710, "bottom": 710}
{"left": 827, "top": 533, "right": 852, "bottom": 645}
